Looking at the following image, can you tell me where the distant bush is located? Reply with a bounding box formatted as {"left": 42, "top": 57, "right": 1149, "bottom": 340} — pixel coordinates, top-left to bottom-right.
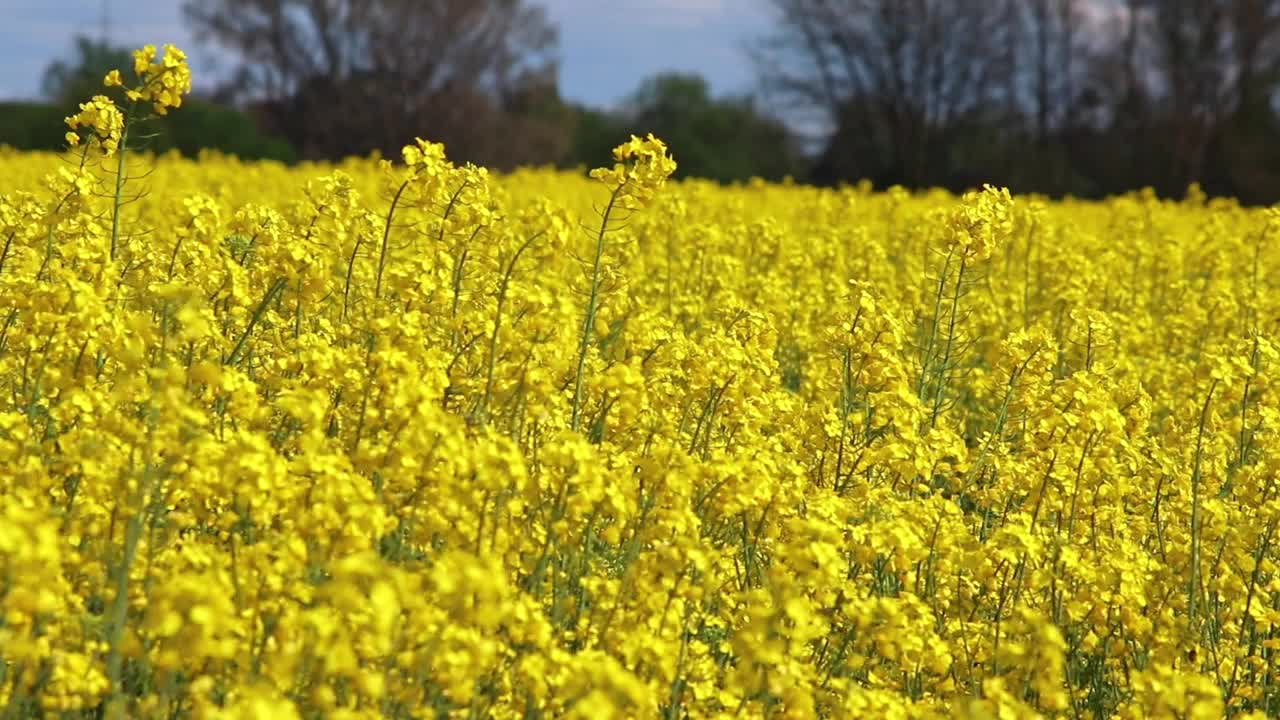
{"left": 0, "top": 102, "right": 68, "bottom": 151}
{"left": 0, "top": 98, "right": 296, "bottom": 163}
{"left": 568, "top": 73, "right": 801, "bottom": 184}
{"left": 154, "top": 99, "right": 296, "bottom": 163}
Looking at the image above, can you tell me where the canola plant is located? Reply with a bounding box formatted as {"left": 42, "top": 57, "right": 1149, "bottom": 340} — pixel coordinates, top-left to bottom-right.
{"left": 2, "top": 44, "right": 1279, "bottom": 720}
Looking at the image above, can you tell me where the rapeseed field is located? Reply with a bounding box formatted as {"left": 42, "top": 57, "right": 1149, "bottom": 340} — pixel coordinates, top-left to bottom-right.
{"left": 2, "top": 43, "right": 1278, "bottom": 720}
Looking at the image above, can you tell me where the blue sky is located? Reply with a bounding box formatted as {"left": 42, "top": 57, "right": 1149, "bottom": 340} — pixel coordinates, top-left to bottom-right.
{"left": 0, "top": 0, "right": 773, "bottom": 106}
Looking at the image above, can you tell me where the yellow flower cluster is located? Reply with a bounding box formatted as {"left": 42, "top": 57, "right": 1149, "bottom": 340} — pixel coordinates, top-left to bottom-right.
{"left": 946, "top": 184, "right": 1014, "bottom": 261}
{"left": 64, "top": 44, "right": 191, "bottom": 159}
{"left": 589, "top": 132, "right": 678, "bottom": 210}
{"left": 4, "top": 45, "right": 1280, "bottom": 720}
{"left": 64, "top": 95, "right": 124, "bottom": 155}
{"left": 127, "top": 43, "right": 192, "bottom": 115}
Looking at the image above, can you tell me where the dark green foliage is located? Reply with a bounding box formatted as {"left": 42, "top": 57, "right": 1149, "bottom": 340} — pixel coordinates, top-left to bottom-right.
{"left": 152, "top": 100, "right": 296, "bottom": 164}
{"left": 569, "top": 73, "right": 801, "bottom": 184}
{"left": 0, "top": 96, "right": 297, "bottom": 164}
{"left": 0, "top": 102, "right": 68, "bottom": 151}
{"left": 567, "top": 105, "right": 625, "bottom": 175}
{"left": 2, "top": 34, "right": 296, "bottom": 163}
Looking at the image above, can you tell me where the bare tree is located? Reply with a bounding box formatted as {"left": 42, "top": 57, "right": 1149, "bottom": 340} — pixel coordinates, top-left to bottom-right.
{"left": 1143, "top": 0, "right": 1231, "bottom": 185}
{"left": 1022, "top": 0, "right": 1095, "bottom": 142}
{"left": 1224, "top": 0, "right": 1280, "bottom": 112}
{"left": 1131, "top": 0, "right": 1280, "bottom": 188}
{"left": 183, "top": 0, "right": 561, "bottom": 166}
{"left": 754, "top": 0, "right": 1018, "bottom": 186}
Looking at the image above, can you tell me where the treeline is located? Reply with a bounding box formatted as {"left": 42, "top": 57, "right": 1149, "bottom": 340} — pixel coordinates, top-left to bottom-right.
{"left": 760, "top": 0, "right": 1280, "bottom": 203}
{"left": 5, "top": 27, "right": 800, "bottom": 183}
{"left": 9, "top": 0, "right": 1280, "bottom": 201}
{"left": 6, "top": 37, "right": 296, "bottom": 163}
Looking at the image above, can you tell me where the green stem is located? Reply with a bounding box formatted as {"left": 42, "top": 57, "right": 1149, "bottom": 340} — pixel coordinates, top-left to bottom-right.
{"left": 570, "top": 185, "right": 623, "bottom": 432}
{"left": 110, "top": 119, "right": 131, "bottom": 261}
{"left": 929, "top": 254, "right": 968, "bottom": 426}
{"left": 917, "top": 249, "right": 955, "bottom": 403}
{"left": 225, "top": 277, "right": 287, "bottom": 366}
{"left": 1189, "top": 380, "right": 1217, "bottom": 628}
{"left": 105, "top": 431, "right": 157, "bottom": 714}
{"left": 479, "top": 230, "right": 545, "bottom": 423}
{"left": 373, "top": 178, "right": 411, "bottom": 301}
